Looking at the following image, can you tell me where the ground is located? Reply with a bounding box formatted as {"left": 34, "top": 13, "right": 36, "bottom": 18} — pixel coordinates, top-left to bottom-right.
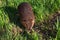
{"left": 0, "top": 0, "right": 60, "bottom": 40}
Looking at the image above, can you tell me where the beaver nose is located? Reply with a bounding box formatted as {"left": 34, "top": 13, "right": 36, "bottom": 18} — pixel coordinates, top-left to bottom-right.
{"left": 26, "top": 20, "right": 34, "bottom": 30}
{"left": 26, "top": 21, "right": 31, "bottom": 29}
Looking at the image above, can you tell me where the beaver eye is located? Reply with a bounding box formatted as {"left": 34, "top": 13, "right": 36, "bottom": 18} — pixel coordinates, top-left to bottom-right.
{"left": 23, "top": 20, "right": 26, "bottom": 21}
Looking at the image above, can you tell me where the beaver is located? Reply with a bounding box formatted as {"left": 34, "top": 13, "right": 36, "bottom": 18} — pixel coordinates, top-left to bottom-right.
{"left": 18, "top": 2, "right": 35, "bottom": 31}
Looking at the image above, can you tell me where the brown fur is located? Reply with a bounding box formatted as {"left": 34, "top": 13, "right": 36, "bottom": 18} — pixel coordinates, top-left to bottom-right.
{"left": 18, "top": 2, "right": 35, "bottom": 31}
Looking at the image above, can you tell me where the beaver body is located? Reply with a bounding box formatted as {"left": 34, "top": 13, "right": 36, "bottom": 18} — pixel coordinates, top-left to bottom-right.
{"left": 18, "top": 2, "right": 35, "bottom": 31}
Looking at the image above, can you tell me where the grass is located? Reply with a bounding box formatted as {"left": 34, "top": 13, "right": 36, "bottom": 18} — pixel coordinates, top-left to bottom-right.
{"left": 0, "top": 0, "right": 60, "bottom": 40}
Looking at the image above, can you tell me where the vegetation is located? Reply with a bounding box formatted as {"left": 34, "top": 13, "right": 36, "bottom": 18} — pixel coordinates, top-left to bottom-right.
{"left": 0, "top": 0, "right": 60, "bottom": 40}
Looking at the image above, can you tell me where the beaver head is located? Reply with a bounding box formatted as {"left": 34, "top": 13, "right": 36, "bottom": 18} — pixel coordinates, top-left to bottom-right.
{"left": 18, "top": 2, "right": 35, "bottom": 31}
